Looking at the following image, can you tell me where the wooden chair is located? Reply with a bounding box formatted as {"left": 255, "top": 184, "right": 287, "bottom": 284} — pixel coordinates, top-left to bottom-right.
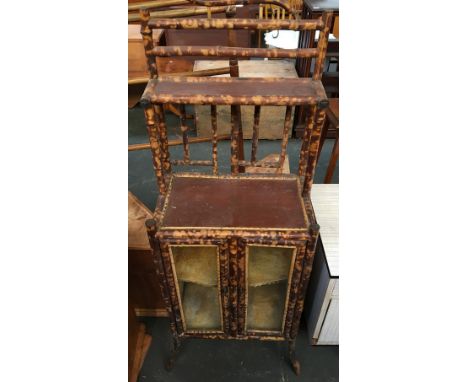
{"left": 128, "top": 191, "right": 167, "bottom": 317}
{"left": 138, "top": 9, "right": 333, "bottom": 375}
{"left": 318, "top": 97, "right": 338, "bottom": 183}
{"left": 129, "top": 303, "right": 152, "bottom": 382}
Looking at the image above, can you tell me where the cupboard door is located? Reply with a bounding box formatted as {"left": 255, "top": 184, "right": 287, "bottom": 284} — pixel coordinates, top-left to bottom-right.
{"left": 168, "top": 244, "right": 225, "bottom": 333}
{"left": 243, "top": 244, "right": 298, "bottom": 335}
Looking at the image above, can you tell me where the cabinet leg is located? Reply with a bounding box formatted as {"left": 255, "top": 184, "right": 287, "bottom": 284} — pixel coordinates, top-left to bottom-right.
{"left": 165, "top": 335, "right": 181, "bottom": 371}
{"left": 288, "top": 339, "right": 301, "bottom": 376}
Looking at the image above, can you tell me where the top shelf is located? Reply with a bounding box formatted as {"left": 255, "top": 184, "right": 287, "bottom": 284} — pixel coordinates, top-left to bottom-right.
{"left": 141, "top": 77, "right": 328, "bottom": 107}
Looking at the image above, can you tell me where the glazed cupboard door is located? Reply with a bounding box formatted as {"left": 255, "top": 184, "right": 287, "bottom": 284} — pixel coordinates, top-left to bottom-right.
{"left": 239, "top": 240, "right": 305, "bottom": 337}
{"left": 165, "top": 241, "right": 229, "bottom": 335}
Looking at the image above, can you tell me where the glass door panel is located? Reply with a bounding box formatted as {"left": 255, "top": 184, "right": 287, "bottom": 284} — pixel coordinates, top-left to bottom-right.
{"left": 246, "top": 245, "right": 296, "bottom": 332}
{"left": 170, "top": 245, "right": 222, "bottom": 332}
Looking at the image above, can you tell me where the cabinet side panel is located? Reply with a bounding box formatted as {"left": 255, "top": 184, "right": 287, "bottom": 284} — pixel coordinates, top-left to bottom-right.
{"left": 290, "top": 230, "right": 319, "bottom": 338}
{"left": 160, "top": 242, "right": 185, "bottom": 333}
{"left": 284, "top": 245, "right": 307, "bottom": 338}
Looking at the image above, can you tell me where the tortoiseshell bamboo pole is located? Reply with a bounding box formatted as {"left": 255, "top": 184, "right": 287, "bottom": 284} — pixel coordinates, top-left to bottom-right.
{"left": 145, "top": 219, "right": 178, "bottom": 339}
{"left": 128, "top": 0, "right": 189, "bottom": 11}
{"left": 238, "top": 160, "right": 279, "bottom": 168}
{"left": 143, "top": 105, "right": 167, "bottom": 194}
{"left": 230, "top": 105, "right": 240, "bottom": 175}
{"left": 149, "top": 46, "right": 318, "bottom": 58}
{"left": 227, "top": 10, "right": 245, "bottom": 172}
{"left": 193, "top": 0, "right": 291, "bottom": 12}
{"left": 293, "top": 24, "right": 315, "bottom": 139}
{"left": 290, "top": 225, "right": 319, "bottom": 339}
{"left": 218, "top": 240, "right": 230, "bottom": 333}
{"left": 154, "top": 104, "right": 172, "bottom": 174}
{"left": 171, "top": 159, "right": 213, "bottom": 166}
{"left": 236, "top": 239, "right": 246, "bottom": 335}
{"left": 148, "top": 18, "right": 324, "bottom": 30}
{"left": 211, "top": 105, "right": 219, "bottom": 175}
{"left": 140, "top": 9, "right": 158, "bottom": 79}
{"left": 128, "top": 6, "right": 230, "bottom": 22}
{"left": 250, "top": 105, "right": 261, "bottom": 162}
{"left": 276, "top": 106, "right": 292, "bottom": 174}
{"left": 302, "top": 107, "right": 326, "bottom": 196}
{"left": 283, "top": 245, "right": 306, "bottom": 337}
{"left": 312, "top": 11, "right": 333, "bottom": 80}
{"left": 178, "top": 105, "right": 190, "bottom": 162}
{"left": 298, "top": 106, "right": 315, "bottom": 176}
{"left": 228, "top": 237, "right": 238, "bottom": 337}
{"left": 128, "top": 134, "right": 231, "bottom": 152}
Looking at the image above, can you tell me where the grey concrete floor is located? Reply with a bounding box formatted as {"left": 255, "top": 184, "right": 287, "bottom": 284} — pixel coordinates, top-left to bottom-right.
{"left": 139, "top": 317, "right": 338, "bottom": 382}
{"left": 129, "top": 105, "right": 339, "bottom": 381}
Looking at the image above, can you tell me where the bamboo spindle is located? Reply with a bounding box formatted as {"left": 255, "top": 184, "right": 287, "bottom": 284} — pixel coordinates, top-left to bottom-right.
{"left": 143, "top": 105, "right": 166, "bottom": 194}
{"left": 128, "top": 0, "right": 189, "bottom": 12}
{"left": 276, "top": 106, "right": 292, "bottom": 174}
{"left": 149, "top": 46, "right": 318, "bottom": 58}
{"left": 302, "top": 107, "right": 327, "bottom": 196}
{"left": 128, "top": 6, "right": 229, "bottom": 22}
{"left": 211, "top": 105, "right": 219, "bottom": 175}
{"left": 154, "top": 104, "right": 171, "bottom": 173}
{"left": 179, "top": 105, "right": 190, "bottom": 162}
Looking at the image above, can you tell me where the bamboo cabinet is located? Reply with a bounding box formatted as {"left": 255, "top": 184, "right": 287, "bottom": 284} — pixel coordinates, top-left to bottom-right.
{"left": 146, "top": 174, "right": 320, "bottom": 374}
{"left": 139, "top": 8, "right": 333, "bottom": 375}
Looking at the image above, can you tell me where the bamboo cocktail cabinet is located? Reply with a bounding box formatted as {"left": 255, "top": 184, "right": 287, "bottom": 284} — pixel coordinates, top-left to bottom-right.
{"left": 140, "top": 6, "right": 333, "bottom": 376}
{"left": 146, "top": 174, "right": 320, "bottom": 375}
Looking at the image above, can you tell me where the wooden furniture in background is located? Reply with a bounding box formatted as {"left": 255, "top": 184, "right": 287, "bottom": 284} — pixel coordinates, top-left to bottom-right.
{"left": 317, "top": 97, "right": 338, "bottom": 183}
{"left": 129, "top": 304, "right": 152, "bottom": 382}
{"left": 294, "top": 0, "right": 339, "bottom": 137}
{"left": 139, "top": 11, "right": 333, "bottom": 375}
{"left": 129, "top": 192, "right": 167, "bottom": 317}
{"left": 304, "top": 184, "right": 338, "bottom": 345}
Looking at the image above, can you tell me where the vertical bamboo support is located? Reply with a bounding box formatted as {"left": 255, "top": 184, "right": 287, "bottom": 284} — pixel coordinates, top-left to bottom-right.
{"left": 226, "top": 9, "right": 245, "bottom": 171}
{"left": 298, "top": 105, "right": 315, "bottom": 176}
{"left": 143, "top": 105, "right": 166, "bottom": 194}
{"left": 257, "top": 6, "right": 264, "bottom": 47}
{"left": 312, "top": 11, "right": 333, "bottom": 80}
{"left": 250, "top": 106, "right": 261, "bottom": 162}
{"left": 179, "top": 105, "right": 190, "bottom": 163}
{"left": 210, "top": 105, "right": 219, "bottom": 175}
{"left": 302, "top": 107, "right": 327, "bottom": 196}
{"left": 228, "top": 237, "right": 238, "bottom": 337}
{"left": 276, "top": 106, "right": 292, "bottom": 174}
{"left": 154, "top": 104, "right": 172, "bottom": 174}
{"left": 290, "top": 225, "right": 319, "bottom": 338}
{"left": 230, "top": 105, "right": 240, "bottom": 175}
{"left": 140, "top": 8, "right": 158, "bottom": 79}
{"left": 145, "top": 220, "right": 177, "bottom": 337}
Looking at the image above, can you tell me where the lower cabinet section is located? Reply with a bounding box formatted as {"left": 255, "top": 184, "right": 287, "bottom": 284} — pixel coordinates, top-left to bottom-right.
{"left": 157, "top": 237, "right": 310, "bottom": 340}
